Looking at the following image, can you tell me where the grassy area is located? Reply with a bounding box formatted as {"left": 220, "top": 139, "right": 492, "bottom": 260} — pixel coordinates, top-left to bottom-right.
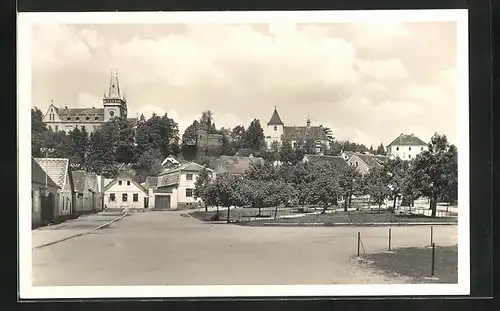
{"left": 188, "top": 208, "right": 458, "bottom": 225}
{"left": 358, "top": 245, "right": 458, "bottom": 283}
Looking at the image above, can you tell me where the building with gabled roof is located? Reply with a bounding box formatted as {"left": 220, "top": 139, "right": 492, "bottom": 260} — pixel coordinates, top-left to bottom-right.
{"left": 32, "top": 157, "right": 61, "bottom": 227}
{"left": 148, "top": 162, "right": 214, "bottom": 210}
{"left": 103, "top": 170, "right": 148, "bottom": 212}
{"left": 386, "top": 133, "right": 428, "bottom": 160}
{"left": 302, "top": 154, "right": 348, "bottom": 169}
{"left": 42, "top": 71, "right": 137, "bottom": 134}
{"left": 33, "top": 157, "right": 75, "bottom": 220}
{"left": 347, "top": 152, "right": 389, "bottom": 175}
{"left": 208, "top": 155, "right": 265, "bottom": 175}
{"left": 71, "top": 170, "right": 104, "bottom": 215}
{"left": 263, "top": 107, "right": 331, "bottom": 154}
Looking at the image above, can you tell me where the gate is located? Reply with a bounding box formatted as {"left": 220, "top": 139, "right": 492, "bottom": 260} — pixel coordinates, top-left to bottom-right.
{"left": 40, "top": 192, "right": 55, "bottom": 225}
{"left": 155, "top": 195, "right": 170, "bottom": 210}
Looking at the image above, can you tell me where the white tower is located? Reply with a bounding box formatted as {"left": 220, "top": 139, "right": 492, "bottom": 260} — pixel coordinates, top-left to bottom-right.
{"left": 264, "top": 106, "right": 284, "bottom": 149}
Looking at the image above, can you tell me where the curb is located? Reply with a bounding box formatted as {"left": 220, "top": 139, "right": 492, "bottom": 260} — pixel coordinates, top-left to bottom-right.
{"left": 243, "top": 222, "right": 457, "bottom": 227}
{"left": 33, "top": 213, "right": 128, "bottom": 250}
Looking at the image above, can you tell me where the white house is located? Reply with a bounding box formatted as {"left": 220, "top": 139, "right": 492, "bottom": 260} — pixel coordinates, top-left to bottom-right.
{"left": 148, "top": 162, "right": 214, "bottom": 210}
{"left": 103, "top": 171, "right": 148, "bottom": 211}
{"left": 347, "top": 153, "right": 389, "bottom": 175}
{"left": 386, "top": 133, "right": 428, "bottom": 160}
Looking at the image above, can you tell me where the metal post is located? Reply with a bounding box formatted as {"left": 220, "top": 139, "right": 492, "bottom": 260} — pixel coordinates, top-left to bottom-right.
{"left": 357, "top": 232, "right": 361, "bottom": 256}
{"left": 431, "top": 243, "right": 436, "bottom": 277}
{"left": 388, "top": 228, "right": 392, "bottom": 251}
{"left": 430, "top": 226, "right": 434, "bottom": 246}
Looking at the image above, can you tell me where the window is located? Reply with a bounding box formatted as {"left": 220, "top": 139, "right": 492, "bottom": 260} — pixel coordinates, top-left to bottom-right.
{"left": 421, "top": 147, "right": 424, "bottom": 151}
{"left": 127, "top": 181, "right": 130, "bottom": 185}
{"left": 355, "top": 162, "right": 358, "bottom": 167}
{"left": 81, "top": 126, "right": 86, "bottom": 131}
{"left": 48, "top": 125, "right": 52, "bottom": 131}
{"left": 409, "top": 154, "right": 412, "bottom": 159}
{"left": 67, "top": 117, "right": 71, "bottom": 120}
{"left": 396, "top": 147, "right": 399, "bottom": 151}
{"left": 409, "top": 147, "right": 412, "bottom": 151}
{"left": 186, "top": 174, "right": 193, "bottom": 181}
{"left": 122, "top": 193, "right": 128, "bottom": 202}
{"left": 95, "top": 117, "right": 99, "bottom": 120}
{"left": 109, "top": 193, "right": 115, "bottom": 201}
{"left": 133, "top": 194, "right": 138, "bottom": 202}
{"left": 274, "top": 126, "right": 277, "bottom": 131}
{"left": 186, "top": 189, "right": 193, "bottom": 197}
{"left": 55, "top": 126, "right": 58, "bottom": 132}
{"left": 118, "top": 181, "right": 122, "bottom": 185}
{"left": 86, "top": 116, "right": 90, "bottom": 120}
{"left": 76, "top": 117, "right": 80, "bottom": 120}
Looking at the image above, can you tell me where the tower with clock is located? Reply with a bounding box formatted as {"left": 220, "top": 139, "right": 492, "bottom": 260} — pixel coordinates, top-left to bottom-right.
{"left": 103, "top": 70, "right": 128, "bottom": 122}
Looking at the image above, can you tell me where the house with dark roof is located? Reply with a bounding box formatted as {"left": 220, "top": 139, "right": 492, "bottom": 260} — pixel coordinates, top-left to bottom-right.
{"left": 208, "top": 155, "right": 265, "bottom": 175}
{"left": 34, "top": 157, "right": 75, "bottom": 220}
{"left": 302, "top": 154, "right": 348, "bottom": 169}
{"left": 71, "top": 171, "right": 104, "bottom": 216}
{"left": 341, "top": 151, "right": 355, "bottom": 161}
{"left": 263, "top": 107, "right": 331, "bottom": 154}
{"left": 150, "top": 162, "right": 214, "bottom": 210}
{"left": 386, "top": 133, "right": 428, "bottom": 160}
{"left": 347, "top": 152, "right": 389, "bottom": 175}
{"left": 103, "top": 171, "right": 149, "bottom": 211}
{"left": 31, "top": 158, "right": 61, "bottom": 228}
{"left": 42, "top": 71, "right": 137, "bottom": 134}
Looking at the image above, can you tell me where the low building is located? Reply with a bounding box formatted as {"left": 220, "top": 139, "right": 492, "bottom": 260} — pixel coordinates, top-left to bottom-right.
{"left": 150, "top": 162, "right": 214, "bottom": 210}
{"left": 31, "top": 157, "right": 61, "bottom": 228}
{"left": 103, "top": 171, "right": 149, "bottom": 211}
{"left": 341, "top": 151, "right": 355, "bottom": 162}
{"left": 208, "top": 155, "right": 265, "bottom": 175}
{"left": 72, "top": 171, "right": 103, "bottom": 216}
{"left": 302, "top": 154, "right": 348, "bottom": 169}
{"left": 33, "top": 158, "right": 74, "bottom": 221}
{"left": 386, "top": 133, "right": 428, "bottom": 160}
{"left": 347, "top": 153, "right": 389, "bottom": 175}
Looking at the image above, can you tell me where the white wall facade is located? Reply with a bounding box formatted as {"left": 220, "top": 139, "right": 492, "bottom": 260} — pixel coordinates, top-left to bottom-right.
{"left": 346, "top": 155, "right": 371, "bottom": 175}
{"left": 387, "top": 144, "right": 428, "bottom": 160}
{"left": 104, "top": 178, "right": 148, "bottom": 210}
{"left": 264, "top": 125, "right": 283, "bottom": 149}
{"left": 58, "top": 174, "right": 73, "bottom": 217}
{"left": 177, "top": 172, "right": 202, "bottom": 205}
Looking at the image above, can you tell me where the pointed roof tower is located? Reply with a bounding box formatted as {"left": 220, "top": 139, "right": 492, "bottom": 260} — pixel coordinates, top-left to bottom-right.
{"left": 107, "top": 70, "right": 122, "bottom": 99}
{"left": 267, "top": 106, "right": 284, "bottom": 126}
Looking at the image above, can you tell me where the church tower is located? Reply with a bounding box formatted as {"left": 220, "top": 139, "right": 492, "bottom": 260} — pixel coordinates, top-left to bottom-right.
{"left": 103, "top": 71, "right": 128, "bottom": 122}
{"left": 264, "top": 106, "right": 285, "bottom": 149}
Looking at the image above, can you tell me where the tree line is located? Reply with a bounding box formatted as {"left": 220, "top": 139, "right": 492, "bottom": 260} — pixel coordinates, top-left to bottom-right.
{"left": 194, "top": 133, "right": 458, "bottom": 219}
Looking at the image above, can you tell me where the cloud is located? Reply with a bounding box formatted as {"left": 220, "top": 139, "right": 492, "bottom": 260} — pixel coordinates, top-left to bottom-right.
{"left": 30, "top": 22, "right": 458, "bottom": 148}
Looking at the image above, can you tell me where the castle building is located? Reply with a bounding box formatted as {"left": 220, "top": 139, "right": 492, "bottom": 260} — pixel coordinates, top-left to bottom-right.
{"left": 42, "top": 72, "right": 137, "bottom": 134}
{"left": 264, "top": 107, "right": 331, "bottom": 153}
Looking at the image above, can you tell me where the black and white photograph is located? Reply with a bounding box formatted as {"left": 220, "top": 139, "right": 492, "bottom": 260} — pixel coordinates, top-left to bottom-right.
{"left": 18, "top": 10, "right": 469, "bottom": 298}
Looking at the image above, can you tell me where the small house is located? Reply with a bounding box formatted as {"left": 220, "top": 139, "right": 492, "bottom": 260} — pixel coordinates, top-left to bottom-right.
{"left": 31, "top": 157, "right": 61, "bottom": 228}
{"left": 347, "top": 153, "right": 389, "bottom": 175}
{"left": 103, "top": 171, "right": 149, "bottom": 212}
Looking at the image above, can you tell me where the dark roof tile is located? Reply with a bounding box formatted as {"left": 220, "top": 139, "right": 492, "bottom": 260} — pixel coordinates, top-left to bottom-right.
{"left": 388, "top": 133, "right": 427, "bottom": 146}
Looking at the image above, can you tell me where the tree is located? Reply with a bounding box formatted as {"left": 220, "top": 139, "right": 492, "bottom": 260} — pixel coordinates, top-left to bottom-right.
{"left": 412, "top": 133, "right": 458, "bottom": 217}
{"left": 306, "top": 162, "right": 341, "bottom": 213}
{"left": 383, "top": 158, "right": 410, "bottom": 212}
{"left": 68, "top": 127, "right": 89, "bottom": 170}
{"left": 243, "top": 119, "right": 266, "bottom": 151}
{"left": 239, "top": 179, "right": 267, "bottom": 215}
{"left": 365, "top": 166, "right": 390, "bottom": 210}
{"left": 104, "top": 116, "right": 135, "bottom": 164}
{"left": 85, "top": 130, "right": 120, "bottom": 177}
{"left": 338, "top": 165, "right": 363, "bottom": 211}
{"left": 244, "top": 160, "right": 280, "bottom": 182}
{"left": 279, "top": 140, "right": 296, "bottom": 164}
{"left": 31, "top": 107, "right": 47, "bottom": 157}
{"left": 369, "top": 145, "right": 374, "bottom": 153}
{"left": 199, "top": 110, "right": 217, "bottom": 134}
{"left": 133, "top": 148, "right": 164, "bottom": 176}
{"left": 135, "top": 113, "right": 180, "bottom": 160}
{"left": 212, "top": 173, "right": 244, "bottom": 223}
{"left": 263, "top": 180, "right": 296, "bottom": 219}
{"left": 376, "top": 143, "right": 386, "bottom": 155}
{"left": 181, "top": 121, "right": 199, "bottom": 161}
{"left": 194, "top": 167, "right": 212, "bottom": 212}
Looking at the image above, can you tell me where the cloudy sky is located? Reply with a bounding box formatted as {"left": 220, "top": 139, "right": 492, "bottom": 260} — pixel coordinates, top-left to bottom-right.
{"left": 30, "top": 21, "right": 458, "bottom": 147}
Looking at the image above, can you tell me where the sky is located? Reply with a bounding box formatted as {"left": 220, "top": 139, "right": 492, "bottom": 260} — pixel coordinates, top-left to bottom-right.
{"left": 30, "top": 21, "right": 458, "bottom": 147}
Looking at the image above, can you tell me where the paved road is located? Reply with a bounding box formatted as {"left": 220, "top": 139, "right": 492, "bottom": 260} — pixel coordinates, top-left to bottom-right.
{"left": 32, "top": 211, "right": 457, "bottom": 286}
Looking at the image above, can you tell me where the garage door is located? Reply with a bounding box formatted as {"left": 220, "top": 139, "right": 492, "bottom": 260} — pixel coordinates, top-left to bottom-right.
{"left": 155, "top": 195, "right": 171, "bottom": 210}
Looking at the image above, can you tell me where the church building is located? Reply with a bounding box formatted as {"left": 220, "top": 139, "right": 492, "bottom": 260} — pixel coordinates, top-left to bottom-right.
{"left": 263, "top": 107, "right": 332, "bottom": 154}
{"left": 42, "top": 71, "right": 137, "bottom": 134}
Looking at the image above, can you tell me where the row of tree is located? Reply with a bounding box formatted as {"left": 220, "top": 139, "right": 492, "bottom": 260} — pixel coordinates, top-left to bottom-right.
{"left": 193, "top": 133, "right": 458, "bottom": 219}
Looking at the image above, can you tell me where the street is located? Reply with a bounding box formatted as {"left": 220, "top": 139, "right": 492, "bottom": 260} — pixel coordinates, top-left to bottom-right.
{"left": 32, "top": 210, "right": 458, "bottom": 286}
